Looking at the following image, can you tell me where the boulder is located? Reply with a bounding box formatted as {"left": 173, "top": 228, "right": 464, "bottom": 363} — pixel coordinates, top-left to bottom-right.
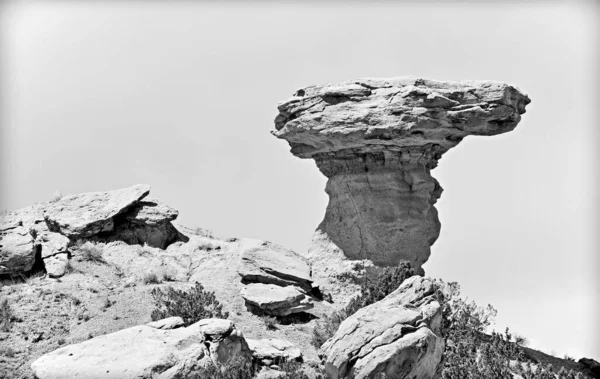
{"left": 273, "top": 77, "right": 530, "bottom": 298}
{"left": 0, "top": 220, "right": 36, "bottom": 274}
{"left": 196, "top": 319, "right": 252, "bottom": 364}
{"left": 44, "top": 253, "right": 69, "bottom": 278}
{"left": 241, "top": 283, "right": 314, "bottom": 316}
{"left": 31, "top": 318, "right": 251, "bottom": 379}
{"left": 320, "top": 276, "right": 444, "bottom": 379}
{"left": 36, "top": 231, "right": 69, "bottom": 259}
{"left": 247, "top": 338, "right": 302, "bottom": 364}
{"left": 44, "top": 184, "right": 150, "bottom": 238}
{"left": 238, "top": 242, "right": 312, "bottom": 291}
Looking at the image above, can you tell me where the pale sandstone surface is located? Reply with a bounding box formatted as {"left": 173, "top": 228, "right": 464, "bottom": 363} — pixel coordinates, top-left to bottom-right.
{"left": 238, "top": 241, "right": 313, "bottom": 291}
{"left": 0, "top": 223, "right": 36, "bottom": 273}
{"left": 44, "top": 184, "right": 151, "bottom": 238}
{"left": 146, "top": 316, "right": 185, "bottom": 330}
{"left": 0, "top": 185, "right": 182, "bottom": 276}
{"left": 273, "top": 77, "right": 530, "bottom": 302}
{"left": 30, "top": 318, "right": 251, "bottom": 379}
{"left": 320, "top": 276, "right": 444, "bottom": 379}
{"left": 241, "top": 283, "right": 314, "bottom": 317}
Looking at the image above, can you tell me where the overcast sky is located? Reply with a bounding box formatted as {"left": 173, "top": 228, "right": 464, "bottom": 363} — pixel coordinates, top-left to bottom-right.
{"left": 1, "top": 1, "right": 598, "bottom": 360}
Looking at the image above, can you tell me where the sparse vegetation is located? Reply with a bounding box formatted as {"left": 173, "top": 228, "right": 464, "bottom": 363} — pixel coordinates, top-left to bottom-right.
{"left": 160, "top": 267, "right": 177, "bottom": 282}
{"left": 135, "top": 244, "right": 153, "bottom": 256}
{"left": 0, "top": 346, "right": 16, "bottom": 358}
{"left": 143, "top": 272, "right": 161, "bottom": 285}
{"left": 189, "top": 357, "right": 256, "bottom": 379}
{"left": 264, "top": 316, "right": 278, "bottom": 331}
{"left": 188, "top": 358, "right": 316, "bottom": 379}
{"left": 150, "top": 281, "right": 229, "bottom": 326}
{"left": 50, "top": 191, "right": 63, "bottom": 203}
{"left": 73, "top": 241, "right": 106, "bottom": 264}
{"left": 194, "top": 227, "right": 214, "bottom": 238}
{"left": 311, "top": 262, "right": 415, "bottom": 348}
{"left": 0, "top": 298, "right": 15, "bottom": 332}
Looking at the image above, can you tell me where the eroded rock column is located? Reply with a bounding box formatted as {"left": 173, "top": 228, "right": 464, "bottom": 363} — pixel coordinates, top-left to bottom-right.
{"left": 273, "top": 77, "right": 530, "bottom": 299}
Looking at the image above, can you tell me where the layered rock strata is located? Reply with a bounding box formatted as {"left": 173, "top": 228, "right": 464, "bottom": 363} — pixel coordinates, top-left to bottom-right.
{"left": 320, "top": 276, "right": 444, "bottom": 379}
{"left": 237, "top": 242, "right": 315, "bottom": 316}
{"left": 0, "top": 185, "right": 182, "bottom": 276}
{"left": 273, "top": 77, "right": 530, "bottom": 293}
{"left": 241, "top": 283, "right": 314, "bottom": 317}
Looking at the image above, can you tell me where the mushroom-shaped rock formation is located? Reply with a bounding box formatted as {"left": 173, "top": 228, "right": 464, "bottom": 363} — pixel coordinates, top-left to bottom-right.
{"left": 273, "top": 77, "right": 530, "bottom": 285}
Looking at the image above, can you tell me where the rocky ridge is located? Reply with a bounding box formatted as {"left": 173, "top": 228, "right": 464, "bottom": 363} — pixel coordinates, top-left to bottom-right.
{"left": 0, "top": 185, "right": 184, "bottom": 278}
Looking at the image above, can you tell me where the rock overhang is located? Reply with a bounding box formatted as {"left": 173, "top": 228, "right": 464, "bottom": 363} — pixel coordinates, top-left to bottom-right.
{"left": 273, "top": 77, "right": 530, "bottom": 163}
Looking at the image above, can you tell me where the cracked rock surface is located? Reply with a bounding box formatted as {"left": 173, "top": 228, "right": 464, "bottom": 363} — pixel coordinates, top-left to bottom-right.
{"left": 320, "top": 276, "right": 444, "bottom": 379}
{"left": 273, "top": 77, "right": 530, "bottom": 300}
{"left": 238, "top": 242, "right": 313, "bottom": 291}
{"left": 31, "top": 318, "right": 252, "bottom": 379}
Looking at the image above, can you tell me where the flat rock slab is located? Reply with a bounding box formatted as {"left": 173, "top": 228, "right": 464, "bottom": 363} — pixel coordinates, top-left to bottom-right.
{"left": 44, "top": 184, "right": 151, "bottom": 238}
{"left": 31, "top": 319, "right": 251, "bottom": 379}
{"left": 241, "top": 283, "right": 313, "bottom": 317}
{"left": 238, "top": 242, "right": 312, "bottom": 290}
{"left": 146, "top": 317, "right": 185, "bottom": 330}
{"left": 321, "top": 276, "right": 445, "bottom": 379}
{"left": 247, "top": 338, "right": 302, "bottom": 363}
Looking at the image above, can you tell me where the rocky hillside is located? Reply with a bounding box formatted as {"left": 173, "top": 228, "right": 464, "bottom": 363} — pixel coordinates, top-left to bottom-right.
{"left": 1, "top": 77, "right": 596, "bottom": 379}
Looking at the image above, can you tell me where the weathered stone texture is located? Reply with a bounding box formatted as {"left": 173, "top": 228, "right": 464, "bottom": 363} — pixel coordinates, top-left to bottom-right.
{"left": 273, "top": 77, "right": 530, "bottom": 278}
{"left": 320, "top": 276, "right": 444, "bottom": 379}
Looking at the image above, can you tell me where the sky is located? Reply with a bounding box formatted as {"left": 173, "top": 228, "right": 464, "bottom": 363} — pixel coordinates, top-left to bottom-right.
{"left": 1, "top": 1, "right": 598, "bottom": 360}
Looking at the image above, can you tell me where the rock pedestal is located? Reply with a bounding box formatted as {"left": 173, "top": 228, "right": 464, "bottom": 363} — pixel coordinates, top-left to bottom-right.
{"left": 273, "top": 77, "right": 530, "bottom": 293}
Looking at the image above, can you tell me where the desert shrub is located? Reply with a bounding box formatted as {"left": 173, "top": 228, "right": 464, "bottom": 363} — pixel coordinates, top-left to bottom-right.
{"left": 74, "top": 241, "right": 106, "bottom": 264}
{"left": 189, "top": 357, "right": 256, "bottom": 379}
{"left": 160, "top": 267, "right": 178, "bottom": 282}
{"left": 150, "top": 281, "right": 228, "bottom": 326}
{"left": 434, "top": 280, "right": 589, "bottom": 379}
{"left": 0, "top": 297, "right": 15, "bottom": 332}
{"left": 143, "top": 272, "right": 161, "bottom": 285}
{"left": 311, "top": 262, "right": 415, "bottom": 348}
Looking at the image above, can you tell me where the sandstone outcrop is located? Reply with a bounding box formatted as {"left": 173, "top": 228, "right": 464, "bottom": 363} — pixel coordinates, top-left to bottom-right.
{"left": 241, "top": 283, "right": 314, "bottom": 317}
{"left": 44, "top": 184, "right": 151, "bottom": 238}
{"left": 320, "top": 276, "right": 444, "bottom": 379}
{"left": 31, "top": 318, "right": 252, "bottom": 379}
{"left": 0, "top": 185, "right": 182, "bottom": 276}
{"left": 0, "top": 221, "right": 36, "bottom": 274}
{"left": 247, "top": 338, "right": 303, "bottom": 365}
{"left": 273, "top": 77, "right": 530, "bottom": 298}
{"left": 238, "top": 242, "right": 313, "bottom": 291}
{"left": 237, "top": 241, "right": 316, "bottom": 317}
